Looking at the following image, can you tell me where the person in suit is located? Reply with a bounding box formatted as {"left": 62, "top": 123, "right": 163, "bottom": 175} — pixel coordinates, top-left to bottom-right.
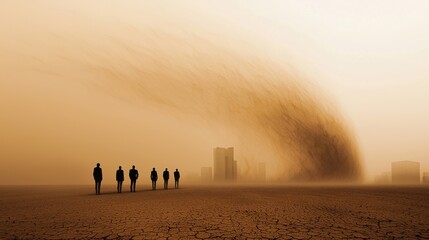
{"left": 93, "top": 163, "right": 102, "bottom": 195}
{"left": 129, "top": 165, "right": 139, "bottom": 192}
{"left": 163, "top": 168, "right": 169, "bottom": 190}
{"left": 116, "top": 166, "right": 124, "bottom": 193}
{"left": 174, "top": 169, "right": 180, "bottom": 189}
{"left": 150, "top": 168, "right": 158, "bottom": 190}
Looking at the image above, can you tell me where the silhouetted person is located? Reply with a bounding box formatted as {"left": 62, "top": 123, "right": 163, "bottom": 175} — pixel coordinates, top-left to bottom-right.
{"left": 93, "top": 163, "right": 102, "bottom": 195}
{"left": 151, "top": 168, "right": 158, "bottom": 190}
{"left": 174, "top": 169, "right": 180, "bottom": 189}
{"left": 116, "top": 166, "right": 124, "bottom": 193}
{"left": 129, "top": 165, "right": 139, "bottom": 192}
{"left": 163, "top": 168, "right": 169, "bottom": 189}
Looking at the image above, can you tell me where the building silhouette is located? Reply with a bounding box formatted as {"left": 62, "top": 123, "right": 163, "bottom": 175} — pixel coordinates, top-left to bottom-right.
{"left": 213, "top": 147, "right": 237, "bottom": 182}
{"left": 201, "top": 167, "right": 213, "bottom": 183}
{"left": 423, "top": 172, "right": 429, "bottom": 184}
{"left": 257, "top": 162, "right": 266, "bottom": 183}
{"left": 391, "top": 161, "right": 420, "bottom": 184}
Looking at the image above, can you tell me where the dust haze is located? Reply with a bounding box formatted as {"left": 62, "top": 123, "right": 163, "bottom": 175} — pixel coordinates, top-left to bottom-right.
{"left": 0, "top": 1, "right": 362, "bottom": 184}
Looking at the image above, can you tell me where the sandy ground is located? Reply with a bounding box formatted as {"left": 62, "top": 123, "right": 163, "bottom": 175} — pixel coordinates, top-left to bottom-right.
{"left": 0, "top": 185, "right": 428, "bottom": 239}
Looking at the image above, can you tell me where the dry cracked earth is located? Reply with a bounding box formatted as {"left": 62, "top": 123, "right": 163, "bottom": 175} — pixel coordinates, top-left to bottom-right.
{"left": 1, "top": 185, "right": 428, "bottom": 239}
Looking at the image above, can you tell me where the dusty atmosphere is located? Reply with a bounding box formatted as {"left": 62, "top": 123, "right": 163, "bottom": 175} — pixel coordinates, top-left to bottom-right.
{"left": 1, "top": 1, "right": 429, "bottom": 240}
{"left": 0, "top": 1, "right": 366, "bottom": 185}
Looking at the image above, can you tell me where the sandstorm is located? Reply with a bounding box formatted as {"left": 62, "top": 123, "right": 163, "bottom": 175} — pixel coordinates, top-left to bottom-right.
{"left": 0, "top": 1, "right": 362, "bottom": 184}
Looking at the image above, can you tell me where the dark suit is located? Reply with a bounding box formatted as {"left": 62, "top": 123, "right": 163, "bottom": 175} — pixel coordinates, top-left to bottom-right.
{"left": 129, "top": 169, "right": 139, "bottom": 192}
{"left": 151, "top": 170, "right": 158, "bottom": 190}
{"left": 116, "top": 169, "right": 124, "bottom": 193}
{"left": 174, "top": 171, "right": 180, "bottom": 189}
{"left": 93, "top": 167, "right": 102, "bottom": 194}
{"left": 163, "top": 170, "right": 169, "bottom": 189}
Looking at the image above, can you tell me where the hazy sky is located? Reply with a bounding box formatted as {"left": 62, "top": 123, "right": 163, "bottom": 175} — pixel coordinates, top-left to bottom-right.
{"left": 210, "top": 0, "right": 429, "bottom": 178}
{"left": 1, "top": 1, "right": 429, "bottom": 184}
{"left": 232, "top": 0, "right": 429, "bottom": 178}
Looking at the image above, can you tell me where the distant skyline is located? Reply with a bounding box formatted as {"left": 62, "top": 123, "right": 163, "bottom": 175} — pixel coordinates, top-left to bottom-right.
{"left": 391, "top": 160, "right": 420, "bottom": 184}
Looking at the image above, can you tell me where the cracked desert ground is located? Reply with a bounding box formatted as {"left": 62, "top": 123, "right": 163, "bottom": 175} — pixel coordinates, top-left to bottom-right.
{"left": 1, "top": 185, "right": 428, "bottom": 239}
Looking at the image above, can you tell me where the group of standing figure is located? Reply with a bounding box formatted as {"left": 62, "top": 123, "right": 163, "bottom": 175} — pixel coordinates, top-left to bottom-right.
{"left": 92, "top": 163, "right": 180, "bottom": 194}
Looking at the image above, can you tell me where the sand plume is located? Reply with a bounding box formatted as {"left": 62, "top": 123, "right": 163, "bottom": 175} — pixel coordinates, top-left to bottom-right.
{"left": 0, "top": 1, "right": 362, "bottom": 182}
{"left": 70, "top": 28, "right": 362, "bottom": 181}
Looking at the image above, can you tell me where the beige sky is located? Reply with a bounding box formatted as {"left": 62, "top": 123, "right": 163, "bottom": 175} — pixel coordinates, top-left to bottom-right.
{"left": 1, "top": 1, "right": 428, "bottom": 184}
{"left": 208, "top": 0, "right": 429, "bottom": 178}
{"left": 230, "top": 0, "right": 429, "bottom": 178}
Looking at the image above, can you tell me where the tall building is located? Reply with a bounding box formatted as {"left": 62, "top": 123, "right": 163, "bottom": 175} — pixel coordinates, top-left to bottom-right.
{"left": 391, "top": 161, "right": 420, "bottom": 184}
{"left": 213, "top": 147, "right": 237, "bottom": 182}
{"left": 257, "top": 162, "right": 266, "bottom": 183}
{"left": 201, "top": 167, "right": 213, "bottom": 183}
{"left": 213, "top": 147, "right": 226, "bottom": 181}
{"left": 423, "top": 172, "right": 429, "bottom": 184}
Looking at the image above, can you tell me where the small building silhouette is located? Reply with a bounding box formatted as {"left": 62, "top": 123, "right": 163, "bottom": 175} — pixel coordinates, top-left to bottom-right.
{"left": 391, "top": 161, "right": 420, "bottom": 185}
{"left": 257, "top": 162, "right": 266, "bottom": 183}
{"left": 423, "top": 172, "right": 429, "bottom": 184}
{"left": 201, "top": 167, "right": 213, "bottom": 183}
